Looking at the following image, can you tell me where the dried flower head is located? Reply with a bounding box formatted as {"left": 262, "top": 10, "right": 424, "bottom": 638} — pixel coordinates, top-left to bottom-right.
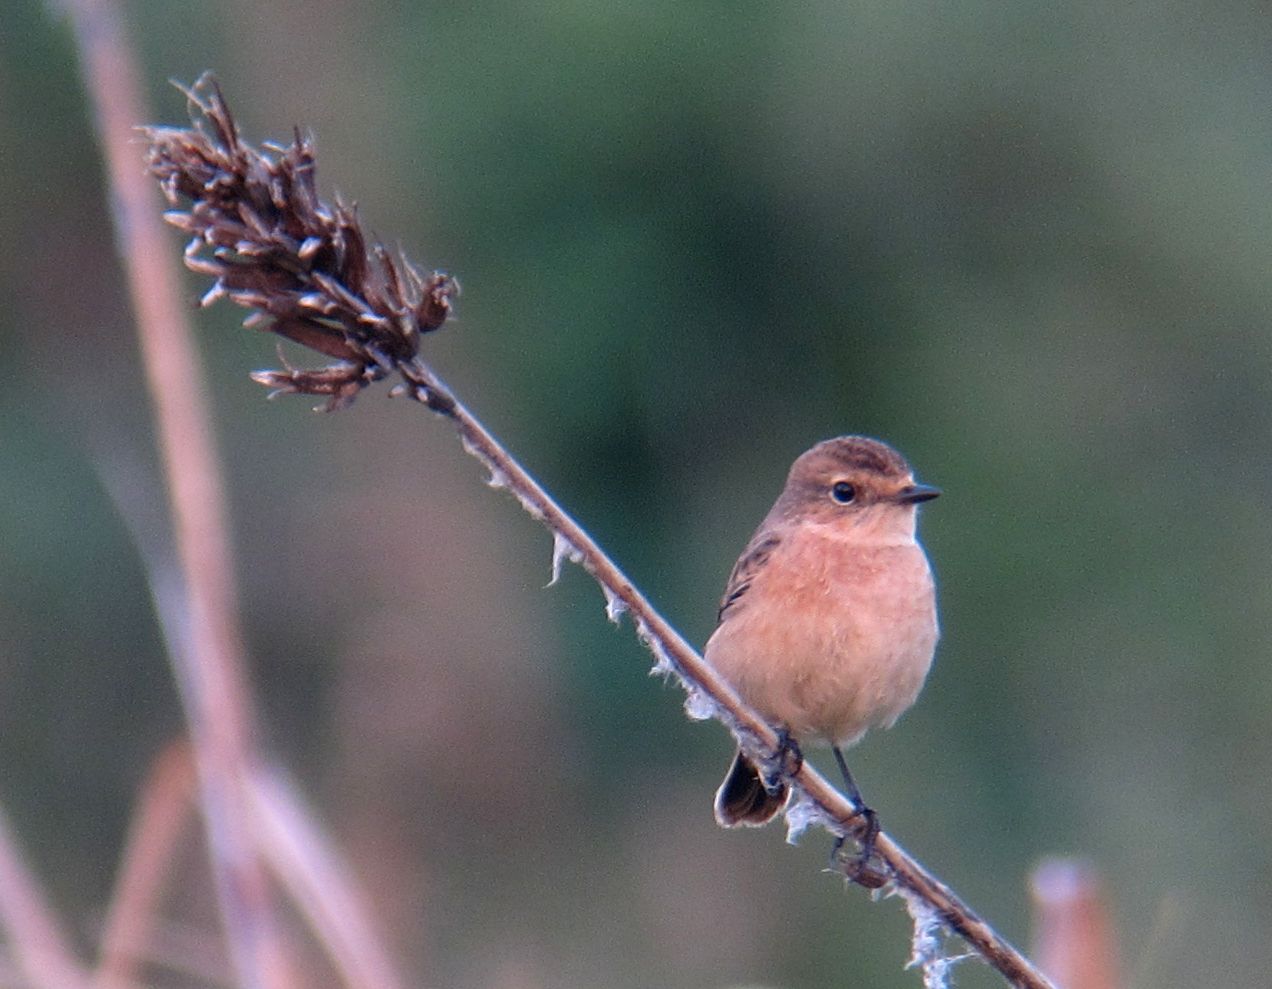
{"left": 144, "top": 74, "right": 458, "bottom": 410}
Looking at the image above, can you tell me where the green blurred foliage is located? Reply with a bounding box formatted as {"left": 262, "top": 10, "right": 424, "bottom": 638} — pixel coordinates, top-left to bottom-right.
{"left": 4, "top": 0, "right": 1272, "bottom": 986}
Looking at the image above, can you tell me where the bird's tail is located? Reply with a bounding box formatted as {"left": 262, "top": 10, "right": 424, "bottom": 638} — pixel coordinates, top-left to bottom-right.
{"left": 713, "top": 749, "right": 788, "bottom": 827}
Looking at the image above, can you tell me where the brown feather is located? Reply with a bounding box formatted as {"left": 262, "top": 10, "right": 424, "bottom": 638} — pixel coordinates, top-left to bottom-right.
{"left": 716, "top": 533, "right": 781, "bottom": 623}
{"left": 713, "top": 750, "right": 787, "bottom": 827}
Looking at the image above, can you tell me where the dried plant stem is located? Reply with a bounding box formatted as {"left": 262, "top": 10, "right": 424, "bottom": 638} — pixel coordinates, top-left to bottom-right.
{"left": 244, "top": 768, "right": 407, "bottom": 989}
{"left": 94, "top": 740, "right": 197, "bottom": 989}
{"left": 0, "top": 806, "right": 87, "bottom": 989}
{"left": 1030, "top": 859, "right": 1120, "bottom": 989}
{"left": 398, "top": 361, "right": 1055, "bottom": 989}
{"left": 145, "top": 77, "right": 1056, "bottom": 989}
{"left": 101, "top": 416, "right": 410, "bottom": 988}
{"left": 59, "top": 3, "right": 287, "bottom": 986}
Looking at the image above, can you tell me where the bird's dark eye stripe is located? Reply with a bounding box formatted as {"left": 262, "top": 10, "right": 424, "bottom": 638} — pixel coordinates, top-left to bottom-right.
{"left": 831, "top": 481, "right": 856, "bottom": 504}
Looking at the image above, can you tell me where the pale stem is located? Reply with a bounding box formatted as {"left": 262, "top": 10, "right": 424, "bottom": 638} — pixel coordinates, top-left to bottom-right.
{"left": 0, "top": 806, "right": 87, "bottom": 989}
{"left": 58, "top": 1, "right": 288, "bottom": 984}
{"left": 94, "top": 740, "right": 197, "bottom": 989}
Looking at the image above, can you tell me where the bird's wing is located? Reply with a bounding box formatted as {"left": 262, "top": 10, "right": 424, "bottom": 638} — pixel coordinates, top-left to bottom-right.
{"left": 717, "top": 531, "right": 781, "bottom": 624}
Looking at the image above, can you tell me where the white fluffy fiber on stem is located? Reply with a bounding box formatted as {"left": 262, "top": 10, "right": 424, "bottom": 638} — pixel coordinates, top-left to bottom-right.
{"left": 783, "top": 788, "right": 832, "bottom": 846}
{"left": 602, "top": 583, "right": 628, "bottom": 624}
{"left": 891, "top": 883, "right": 976, "bottom": 989}
{"left": 548, "top": 531, "right": 584, "bottom": 587}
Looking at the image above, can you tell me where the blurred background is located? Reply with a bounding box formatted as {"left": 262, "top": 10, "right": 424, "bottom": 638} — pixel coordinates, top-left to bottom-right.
{"left": 3, "top": 1, "right": 1272, "bottom": 986}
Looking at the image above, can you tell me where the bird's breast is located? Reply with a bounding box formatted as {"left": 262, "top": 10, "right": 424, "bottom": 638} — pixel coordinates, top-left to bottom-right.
{"left": 704, "top": 534, "right": 938, "bottom": 746}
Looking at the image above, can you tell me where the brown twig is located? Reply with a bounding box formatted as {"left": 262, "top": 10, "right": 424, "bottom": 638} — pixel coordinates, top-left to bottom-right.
{"left": 143, "top": 75, "right": 1056, "bottom": 989}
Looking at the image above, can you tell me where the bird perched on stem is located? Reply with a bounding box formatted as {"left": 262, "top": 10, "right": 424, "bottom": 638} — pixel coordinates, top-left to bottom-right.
{"left": 706, "top": 436, "right": 939, "bottom": 867}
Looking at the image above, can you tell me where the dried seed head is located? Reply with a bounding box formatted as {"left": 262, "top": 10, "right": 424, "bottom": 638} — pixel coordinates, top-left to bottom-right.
{"left": 143, "top": 73, "right": 458, "bottom": 410}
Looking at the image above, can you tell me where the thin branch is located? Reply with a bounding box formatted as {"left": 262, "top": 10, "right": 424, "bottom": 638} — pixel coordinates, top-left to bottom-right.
{"left": 0, "top": 806, "right": 87, "bottom": 989}
{"left": 94, "top": 739, "right": 197, "bottom": 989}
{"left": 244, "top": 767, "right": 408, "bottom": 989}
{"left": 143, "top": 75, "right": 1056, "bottom": 989}
{"left": 401, "top": 359, "right": 1046, "bottom": 989}
{"left": 57, "top": 4, "right": 287, "bottom": 986}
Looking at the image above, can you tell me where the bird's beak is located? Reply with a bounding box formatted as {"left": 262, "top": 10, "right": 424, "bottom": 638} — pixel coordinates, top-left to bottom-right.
{"left": 893, "top": 483, "right": 941, "bottom": 504}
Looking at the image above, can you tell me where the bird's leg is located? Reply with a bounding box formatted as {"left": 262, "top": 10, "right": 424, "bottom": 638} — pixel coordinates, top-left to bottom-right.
{"left": 760, "top": 726, "right": 803, "bottom": 794}
{"left": 829, "top": 746, "right": 887, "bottom": 888}
{"left": 831, "top": 746, "right": 870, "bottom": 813}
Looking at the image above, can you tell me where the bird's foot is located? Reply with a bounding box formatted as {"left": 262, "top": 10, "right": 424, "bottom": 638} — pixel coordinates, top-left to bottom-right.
{"left": 827, "top": 749, "right": 887, "bottom": 887}
{"left": 830, "top": 807, "right": 888, "bottom": 888}
{"left": 760, "top": 727, "right": 803, "bottom": 794}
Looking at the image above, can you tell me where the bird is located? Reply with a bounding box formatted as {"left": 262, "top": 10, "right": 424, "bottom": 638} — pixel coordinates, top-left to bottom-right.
{"left": 705, "top": 436, "right": 940, "bottom": 848}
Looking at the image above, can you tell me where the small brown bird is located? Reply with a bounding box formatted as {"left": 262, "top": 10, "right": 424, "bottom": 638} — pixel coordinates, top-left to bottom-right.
{"left": 706, "top": 436, "right": 939, "bottom": 834}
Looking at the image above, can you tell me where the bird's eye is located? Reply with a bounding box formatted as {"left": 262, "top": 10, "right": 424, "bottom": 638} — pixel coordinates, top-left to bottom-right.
{"left": 831, "top": 481, "right": 856, "bottom": 504}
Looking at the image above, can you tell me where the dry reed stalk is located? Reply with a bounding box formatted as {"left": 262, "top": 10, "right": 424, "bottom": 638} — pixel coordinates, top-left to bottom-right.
{"left": 243, "top": 767, "right": 407, "bottom": 989}
{"left": 106, "top": 919, "right": 232, "bottom": 988}
{"left": 0, "top": 806, "right": 87, "bottom": 989}
{"left": 99, "top": 414, "right": 409, "bottom": 987}
{"left": 99, "top": 396, "right": 411, "bottom": 987}
{"left": 91, "top": 757, "right": 410, "bottom": 989}
{"left": 93, "top": 740, "right": 197, "bottom": 989}
{"left": 99, "top": 424, "right": 410, "bottom": 988}
{"left": 1030, "top": 859, "right": 1120, "bottom": 989}
{"left": 143, "top": 75, "right": 1056, "bottom": 989}
{"left": 57, "top": 5, "right": 410, "bottom": 989}
{"left": 54, "top": 2, "right": 287, "bottom": 984}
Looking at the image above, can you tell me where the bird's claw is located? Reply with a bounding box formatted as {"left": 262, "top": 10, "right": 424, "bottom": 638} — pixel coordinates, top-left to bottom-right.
{"left": 761, "top": 727, "right": 803, "bottom": 794}
{"left": 830, "top": 807, "right": 888, "bottom": 888}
